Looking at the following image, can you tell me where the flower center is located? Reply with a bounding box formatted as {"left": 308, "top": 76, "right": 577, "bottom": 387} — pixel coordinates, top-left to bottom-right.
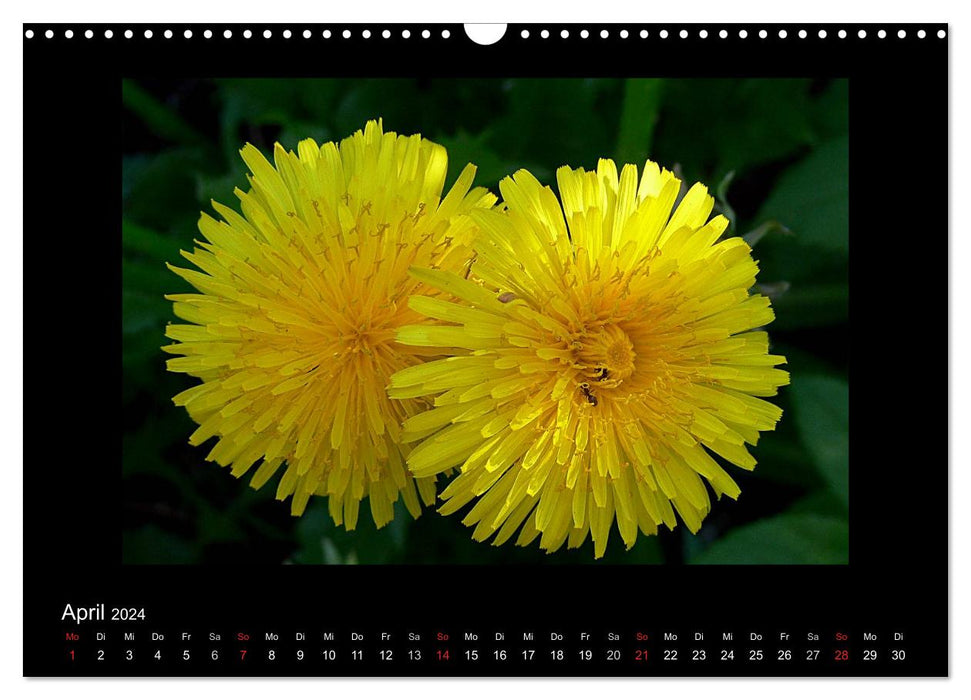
{"left": 344, "top": 324, "right": 395, "bottom": 354}
{"left": 575, "top": 324, "right": 636, "bottom": 388}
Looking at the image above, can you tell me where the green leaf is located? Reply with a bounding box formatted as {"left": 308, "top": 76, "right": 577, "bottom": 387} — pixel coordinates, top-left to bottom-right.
{"left": 276, "top": 120, "right": 333, "bottom": 153}
{"left": 747, "top": 136, "right": 849, "bottom": 330}
{"left": 122, "top": 154, "right": 150, "bottom": 201}
{"left": 122, "top": 417, "right": 194, "bottom": 481}
{"left": 214, "top": 78, "right": 342, "bottom": 162}
{"left": 812, "top": 79, "right": 849, "bottom": 139}
{"left": 195, "top": 170, "right": 247, "bottom": 210}
{"left": 197, "top": 508, "right": 246, "bottom": 545}
{"left": 216, "top": 78, "right": 308, "bottom": 126}
{"left": 787, "top": 490, "right": 852, "bottom": 519}
{"left": 615, "top": 79, "right": 665, "bottom": 165}
{"left": 489, "top": 79, "right": 621, "bottom": 169}
{"left": 123, "top": 525, "right": 198, "bottom": 564}
{"left": 123, "top": 258, "right": 180, "bottom": 295}
{"left": 691, "top": 513, "right": 848, "bottom": 564}
{"left": 122, "top": 149, "right": 212, "bottom": 233}
{"left": 789, "top": 374, "right": 849, "bottom": 508}
{"left": 769, "top": 281, "right": 849, "bottom": 330}
{"left": 751, "top": 235, "right": 848, "bottom": 330}
{"left": 122, "top": 288, "right": 169, "bottom": 334}
{"left": 290, "top": 500, "right": 411, "bottom": 565}
{"left": 755, "top": 135, "right": 848, "bottom": 251}
{"left": 330, "top": 80, "right": 427, "bottom": 137}
{"left": 743, "top": 220, "right": 791, "bottom": 247}
{"left": 749, "top": 424, "right": 820, "bottom": 488}
{"left": 436, "top": 130, "right": 518, "bottom": 192}
{"left": 602, "top": 536, "right": 664, "bottom": 564}
{"left": 654, "top": 79, "right": 816, "bottom": 180}
{"left": 123, "top": 220, "right": 185, "bottom": 262}
{"left": 121, "top": 289, "right": 171, "bottom": 398}
{"left": 123, "top": 79, "right": 209, "bottom": 148}
{"left": 713, "top": 170, "right": 737, "bottom": 231}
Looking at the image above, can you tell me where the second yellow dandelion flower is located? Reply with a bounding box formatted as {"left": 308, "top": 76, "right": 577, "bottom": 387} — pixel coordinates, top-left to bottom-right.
{"left": 391, "top": 160, "right": 789, "bottom": 558}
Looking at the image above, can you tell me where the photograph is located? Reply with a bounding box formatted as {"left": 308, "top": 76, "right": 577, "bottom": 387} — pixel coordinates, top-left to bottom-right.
{"left": 121, "top": 76, "right": 850, "bottom": 566}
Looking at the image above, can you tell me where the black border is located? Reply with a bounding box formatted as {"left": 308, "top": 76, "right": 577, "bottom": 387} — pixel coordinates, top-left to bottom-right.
{"left": 24, "top": 23, "right": 948, "bottom": 677}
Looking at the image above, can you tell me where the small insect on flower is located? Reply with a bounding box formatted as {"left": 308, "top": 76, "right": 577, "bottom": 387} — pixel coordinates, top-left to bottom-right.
{"left": 163, "top": 120, "right": 496, "bottom": 528}
{"left": 389, "top": 160, "right": 789, "bottom": 558}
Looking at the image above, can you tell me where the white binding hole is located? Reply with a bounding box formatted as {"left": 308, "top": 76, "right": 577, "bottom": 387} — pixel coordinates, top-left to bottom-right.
{"left": 858, "top": 29, "right": 867, "bottom": 38}
{"left": 719, "top": 29, "right": 727, "bottom": 39}
{"left": 620, "top": 29, "right": 629, "bottom": 38}
{"left": 878, "top": 29, "right": 886, "bottom": 39}
{"left": 778, "top": 29, "right": 787, "bottom": 39}
{"left": 203, "top": 29, "right": 212, "bottom": 39}
{"left": 561, "top": 29, "right": 569, "bottom": 39}
{"left": 838, "top": 29, "right": 847, "bottom": 38}
{"left": 243, "top": 29, "right": 252, "bottom": 39}
{"left": 758, "top": 29, "right": 767, "bottom": 39}
{"left": 45, "top": 29, "right": 54, "bottom": 38}
{"left": 441, "top": 29, "right": 450, "bottom": 39}
{"left": 382, "top": 29, "right": 391, "bottom": 38}
{"left": 818, "top": 30, "right": 827, "bottom": 39}
{"left": 521, "top": 29, "right": 529, "bottom": 38}
{"left": 323, "top": 29, "right": 331, "bottom": 38}
{"left": 184, "top": 29, "right": 192, "bottom": 39}
{"left": 223, "top": 29, "right": 232, "bottom": 39}
{"left": 25, "top": 29, "right": 34, "bottom": 39}
{"left": 699, "top": 29, "right": 707, "bottom": 39}
{"left": 283, "top": 29, "right": 291, "bottom": 39}
{"left": 164, "top": 29, "right": 173, "bottom": 39}
{"left": 580, "top": 29, "right": 589, "bottom": 39}
{"left": 739, "top": 29, "right": 748, "bottom": 38}
{"left": 917, "top": 29, "right": 926, "bottom": 38}
{"left": 264, "top": 29, "right": 272, "bottom": 39}
{"left": 143, "top": 29, "right": 152, "bottom": 39}
{"left": 680, "top": 29, "right": 688, "bottom": 39}
{"left": 303, "top": 29, "right": 312, "bottom": 38}
{"left": 422, "top": 29, "right": 430, "bottom": 38}
{"left": 463, "top": 24, "right": 503, "bottom": 44}
{"left": 897, "top": 29, "right": 906, "bottom": 39}
{"left": 659, "top": 29, "right": 668, "bottom": 39}
{"left": 362, "top": 29, "right": 371, "bottom": 39}
{"left": 85, "top": 29, "right": 93, "bottom": 39}
{"left": 641, "top": 29, "right": 649, "bottom": 38}
{"left": 65, "top": 29, "right": 73, "bottom": 39}
{"left": 105, "top": 29, "right": 113, "bottom": 38}
{"left": 401, "top": 29, "right": 410, "bottom": 38}
{"left": 600, "top": 29, "right": 608, "bottom": 39}
{"left": 342, "top": 29, "right": 351, "bottom": 38}
{"left": 541, "top": 29, "right": 550, "bottom": 39}
{"left": 937, "top": 29, "right": 946, "bottom": 39}
{"left": 799, "top": 29, "right": 807, "bottom": 38}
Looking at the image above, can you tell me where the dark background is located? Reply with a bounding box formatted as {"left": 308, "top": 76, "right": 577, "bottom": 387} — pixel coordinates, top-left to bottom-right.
{"left": 122, "top": 76, "right": 850, "bottom": 565}
{"left": 25, "top": 23, "right": 947, "bottom": 677}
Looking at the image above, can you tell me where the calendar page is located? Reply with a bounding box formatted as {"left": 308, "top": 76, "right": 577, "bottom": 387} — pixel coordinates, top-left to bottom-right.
{"left": 22, "top": 22, "right": 947, "bottom": 677}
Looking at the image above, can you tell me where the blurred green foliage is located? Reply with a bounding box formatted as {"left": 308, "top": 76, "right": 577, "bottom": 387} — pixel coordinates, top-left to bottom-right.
{"left": 122, "top": 78, "right": 849, "bottom": 565}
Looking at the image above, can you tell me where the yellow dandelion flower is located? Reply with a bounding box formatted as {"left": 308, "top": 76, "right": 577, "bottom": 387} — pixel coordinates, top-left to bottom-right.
{"left": 390, "top": 160, "right": 789, "bottom": 558}
{"left": 163, "top": 120, "right": 496, "bottom": 528}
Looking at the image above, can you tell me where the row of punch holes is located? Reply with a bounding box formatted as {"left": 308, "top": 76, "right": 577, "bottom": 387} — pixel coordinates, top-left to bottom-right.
{"left": 518, "top": 27, "right": 945, "bottom": 40}
{"left": 24, "top": 26, "right": 947, "bottom": 42}
{"left": 25, "top": 27, "right": 454, "bottom": 40}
